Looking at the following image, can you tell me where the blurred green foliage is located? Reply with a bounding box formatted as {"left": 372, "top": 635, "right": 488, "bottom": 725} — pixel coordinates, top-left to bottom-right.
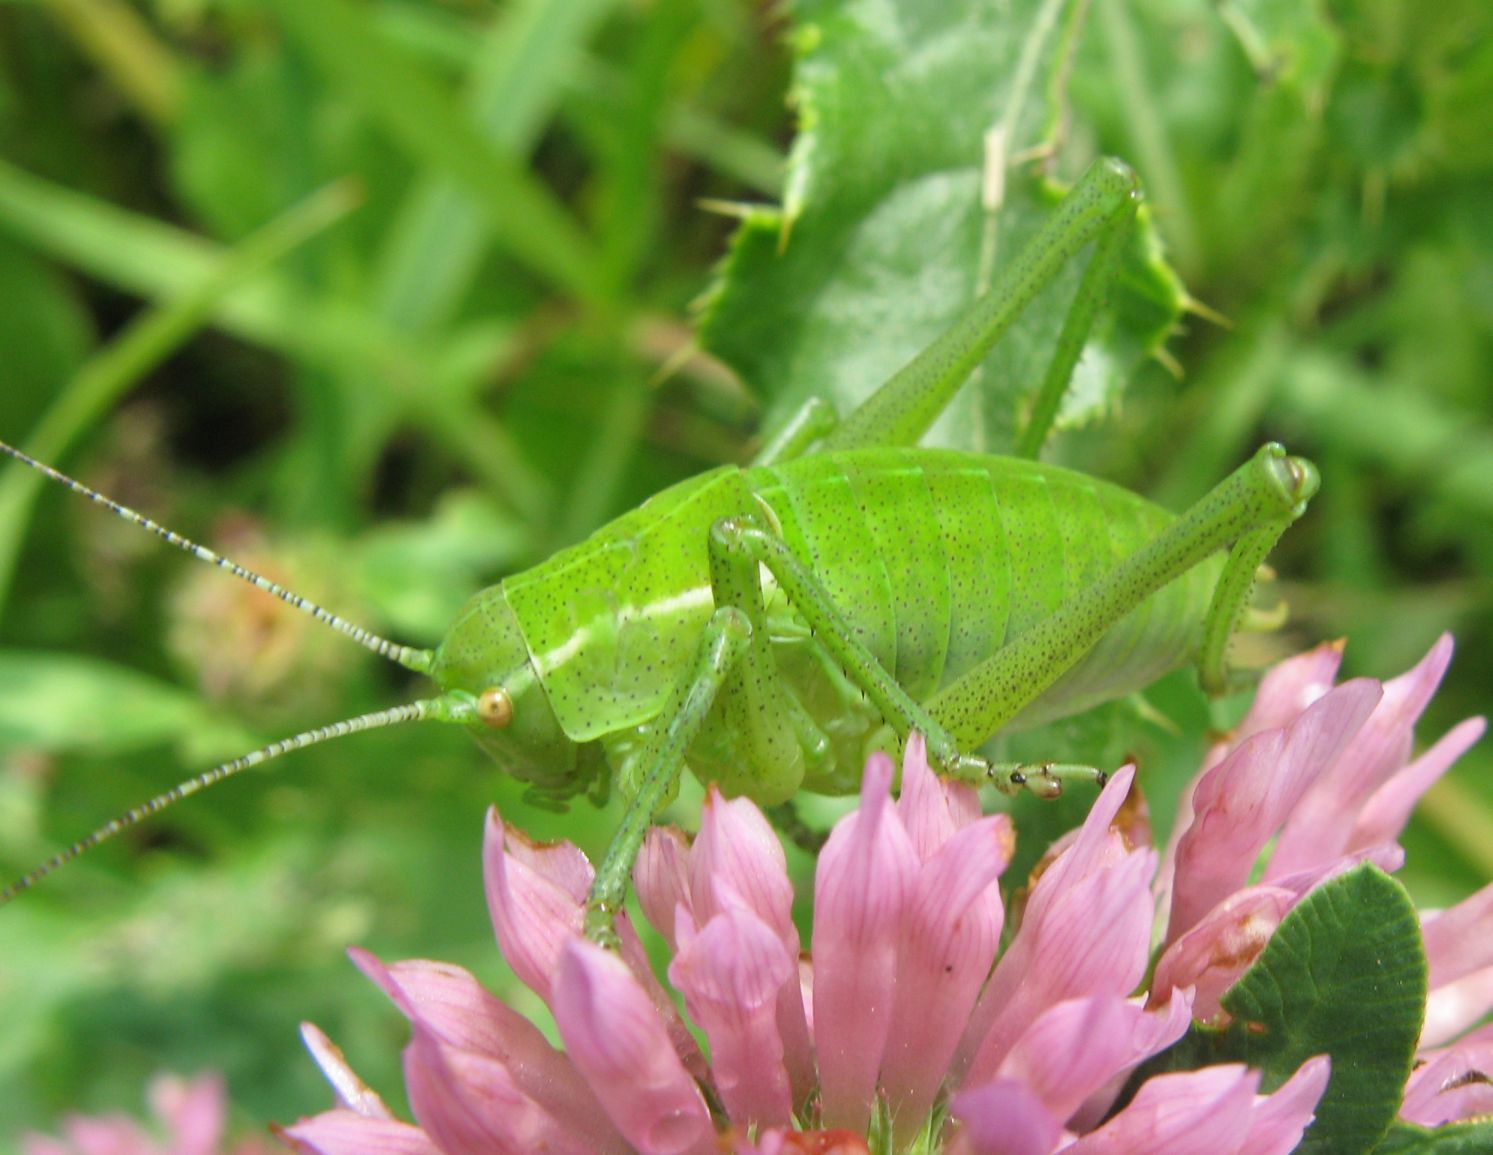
{"left": 0, "top": 0, "right": 1488, "bottom": 1143}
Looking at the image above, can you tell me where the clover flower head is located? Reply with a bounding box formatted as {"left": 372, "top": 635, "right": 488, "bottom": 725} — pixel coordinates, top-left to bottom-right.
{"left": 23, "top": 1073, "right": 272, "bottom": 1155}
{"left": 1155, "top": 635, "right": 1489, "bottom": 1041}
{"left": 280, "top": 635, "right": 1486, "bottom": 1154}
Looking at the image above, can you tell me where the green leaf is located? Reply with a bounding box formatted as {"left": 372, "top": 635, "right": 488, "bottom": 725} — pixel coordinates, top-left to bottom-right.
{"left": 699, "top": 0, "right": 1185, "bottom": 454}
{"left": 266, "top": 0, "right": 603, "bottom": 301}
{"left": 0, "top": 157, "right": 455, "bottom": 382}
{"left": 1275, "top": 350, "right": 1493, "bottom": 524}
{"left": 170, "top": 52, "right": 307, "bottom": 240}
{"left": 0, "top": 181, "right": 359, "bottom": 614}
{"left": 1147, "top": 865, "right": 1427, "bottom": 1155}
{"left": 372, "top": 0, "right": 621, "bottom": 333}
{"left": 0, "top": 653, "right": 239, "bottom": 757}
{"left": 355, "top": 490, "right": 532, "bottom": 641}
{"left": 0, "top": 235, "right": 92, "bottom": 429}
{"left": 1216, "top": 0, "right": 1341, "bottom": 106}
{"left": 1374, "top": 1121, "right": 1493, "bottom": 1155}
{"left": 1327, "top": 0, "right": 1493, "bottom": 178}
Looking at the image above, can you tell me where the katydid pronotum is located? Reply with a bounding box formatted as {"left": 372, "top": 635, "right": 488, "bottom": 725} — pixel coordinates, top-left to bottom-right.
{"left": 0, "top": 159, "right": 1317, "bottom": 946}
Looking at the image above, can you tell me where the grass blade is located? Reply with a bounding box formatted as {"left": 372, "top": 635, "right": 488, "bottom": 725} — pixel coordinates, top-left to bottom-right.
{"left": 268, "top": 0, "right": 603, "bottom": 301}
{"left": 0, "top": 181, "right": 361, "bottom": 611}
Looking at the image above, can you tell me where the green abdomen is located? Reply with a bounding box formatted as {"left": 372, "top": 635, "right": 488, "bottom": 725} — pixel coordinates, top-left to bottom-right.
{"left": 747, "top": 450, "right": 1216, "bottom": 783}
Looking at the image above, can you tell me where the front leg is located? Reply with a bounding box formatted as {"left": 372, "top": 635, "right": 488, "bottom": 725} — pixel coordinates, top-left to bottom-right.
{"left": 584, "top": 606, "right": 752, "bottom": 948}
{"left": 586, "top": 504, "right": 862, "bottom": 946}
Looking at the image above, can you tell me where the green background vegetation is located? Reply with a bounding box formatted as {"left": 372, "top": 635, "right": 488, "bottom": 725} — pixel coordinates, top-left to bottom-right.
{"left": 0, "top": 0, "right": 1489, "bottom": 1144}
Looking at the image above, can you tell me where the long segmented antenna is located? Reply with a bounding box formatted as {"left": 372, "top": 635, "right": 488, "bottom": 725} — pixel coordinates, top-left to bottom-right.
{"left": 0, "top": 696, "right": 475, "bottom": 905}
{"left": 0, "top": 439, "right": 433, "bottom": 674}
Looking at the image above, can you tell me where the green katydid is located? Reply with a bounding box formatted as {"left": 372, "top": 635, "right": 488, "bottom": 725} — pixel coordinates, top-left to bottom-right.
{"left": 0, "top": 159, "right": 1317, "bottom": 947}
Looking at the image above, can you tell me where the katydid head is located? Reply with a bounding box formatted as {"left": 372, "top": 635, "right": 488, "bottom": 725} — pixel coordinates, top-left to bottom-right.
{"left": 427, "top": 586, "right": 580, "bottom": 792}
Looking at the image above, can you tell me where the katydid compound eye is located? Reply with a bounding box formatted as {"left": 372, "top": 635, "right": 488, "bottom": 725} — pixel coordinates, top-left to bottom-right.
{"left": 477, "top": 687, "right": 514, "bottom": 728}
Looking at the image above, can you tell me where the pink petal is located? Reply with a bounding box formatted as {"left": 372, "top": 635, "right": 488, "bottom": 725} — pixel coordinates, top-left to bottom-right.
{"left": 691, "top": 789, "right": 796, "bottom": 939}
{"left": 1237, "top": 1055, "right": 1331, "bottom": 1155}
{"left": 1265, "top": 844, "right": 1406, "bottom": 902}
{"left": 299, "top": 1022, "right": 393, "bottom": 1118}
{"left": 669, "top": 905, "right": 795, "bottom": 1128}
{"left": 21, "top": 1139, "right": 73, "bottom": 1155}
{"left": 1063, "top": 1065, "right": 1258, "bottom": 1155}
{"left": 687, "top": 788, "right": 814, "bottom": 1098}
{"left": 880, "top": 814, "right": 1012, "bottom": 1132}
{"left": 1168, "top": 680, "right": 1381, "bottom": 944}
{"left": 965, "top": 848, "right": 1157, "bottom": 1083}
{"left": 403, "top": 1028, "right": 594, "bottom": 1155}
{"left": 502, "top": 816, "right": 596, "bottom": 898}
{"left": 896, "top": 731, "right": 981, "bottom": 859}
{"left": 1422, "top": 964, "right": 1493, "bottom": 1049}
{"left": 1155, "top": 640, "right": 1340, "bottom": 902}
{"left": 635, "top": 825, "right": 693, "bottom": 948}
{"left": 989, "top": 763, "right": 1141, "bottom": 964}
{"left": 947, "top": 1079, "right": 1063, "bottom": 1155}
{"left": 482, "top": 808, "right": 587, "bottom": 1002}
{"left": 1271, "top": 635, "right": 1455, "bottom": 878}
{"left": 798, "top": 954, "right": 815, "bottom": 1037}
{"left": 553, "top": 939, "right": 716, "bottom": 1155}
{"left": 349, "top": 951, "right": 622, "bottom": 1149}
{"left": 997, "top": 994, "right": 1194, "bottom": 1127}
{"left": 776, "top": 970, "right": 816, "bottom": 1109}
{"left": 960, "top": 799, "right": 1156, "bottom": 1089}
{"left": 812, "top": 753, "right": 919, "bottom": 1132}
{"left": 1035, "top": 765, "right": 1139, "bottom": 900}
{"left": 616, "top": 911, "right": 715, "bottom": 1089}
{"left": 351, "top": 951, "right": 544, "bottom": 1056}
{"left": 148, "top": 1073, "right": 225, "bottom": 1155}
{"left": 56, "top": 1116, "right": 157, "bottom": 1155}
{"left": 1422, "top": 879, "right": 1493, "bottom": 992}
{"left": 1404, "top": 1023, "right": 1493, "bottom": 1126}
{"left": 1353, "top": 717, "right": 1485, "bottom": 853}
{"left": 1152, "top": 888, "right": 1295, "bottom": 1023}
{"left": 277, "top": 1110, "right": 443, "bottom": 1155}
{"left": 1231, "top": 641, "right": 1345, "bottom": 741}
